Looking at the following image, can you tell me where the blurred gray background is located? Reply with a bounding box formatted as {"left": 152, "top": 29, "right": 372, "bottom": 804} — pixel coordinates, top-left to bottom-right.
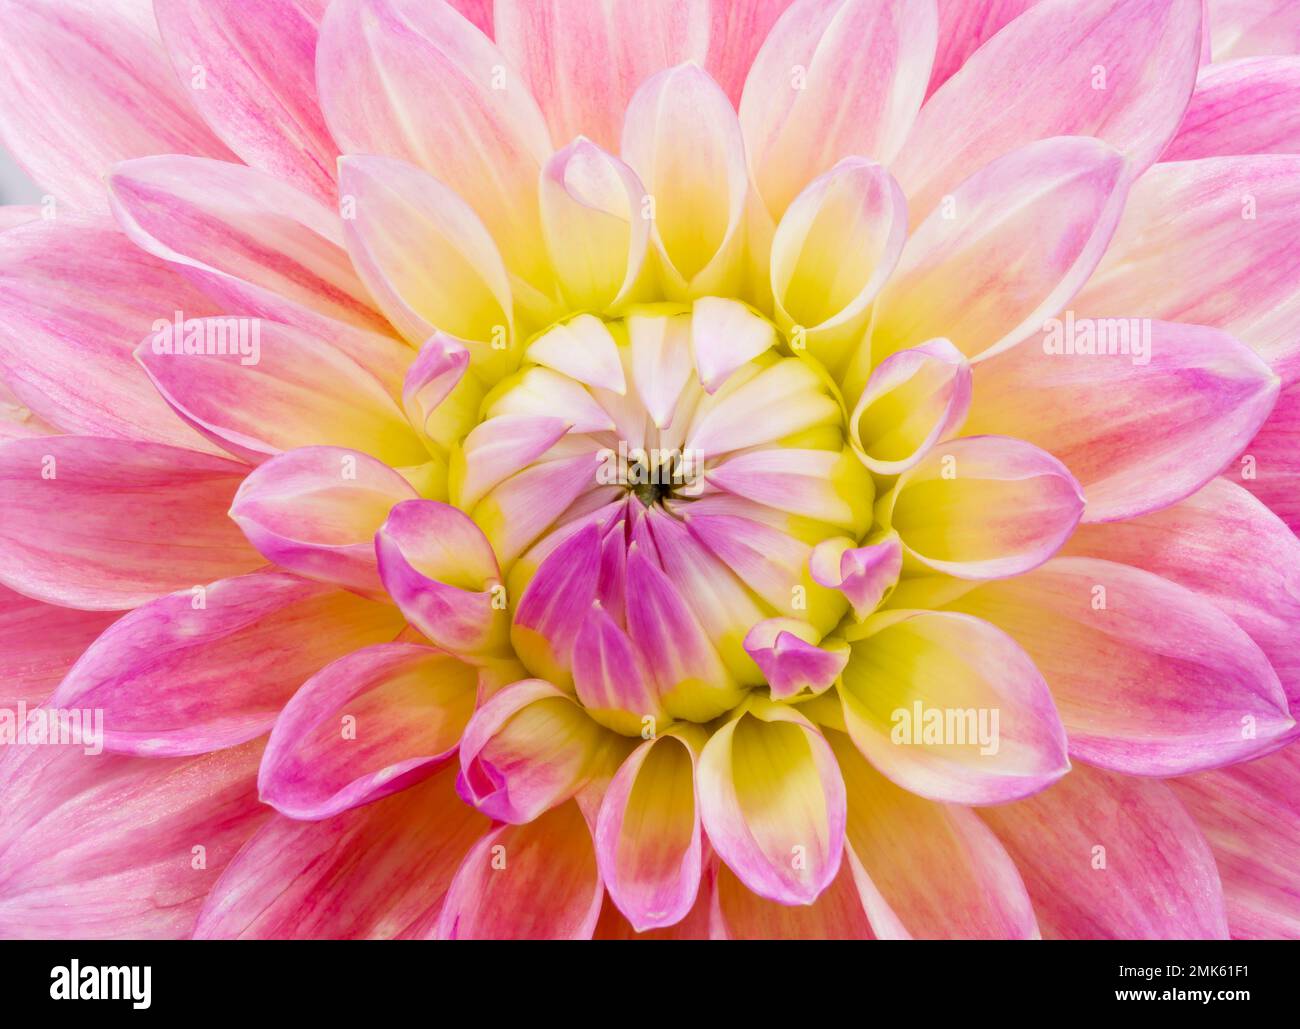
{"left": 0, "top": 148, "right": 45, "bottom": 205}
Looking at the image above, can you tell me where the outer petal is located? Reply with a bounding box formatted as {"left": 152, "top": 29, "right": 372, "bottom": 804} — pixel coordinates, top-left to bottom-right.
{"left": 107, "top": 155, "right": 390, "bottom": 337}
{"left": 827, "top": 730, "right": 1039, "bottom": 939}
{"left": 0, "top": 740, "right": 267, "bottom": 939}
{"left": 869, "top": 137, "right": 1128, "bottom": 368}
{"left": 316, "top": 0, "right": 554, "bottom": 295}
{"left": 596, "top": 729, "right": 705, "bottom": 932}
{"left": 0, "top": 0, "right": 234, "bottom": 210}
{"left": 1239, "top": 380, "right": 1300, "bottom": 533}
{"left": 230, "top": 446, "right": 418, "bottom": 594}
{"left": 840, "top": 610, "right": 1070, "bottom": 804}
{"left": 153, "top": 0, "right": 339, "bottom": 202}
{"left": 711, "top": 859, "right": 874, "bottom": 939}
{"left": 927, "top": 0, "right": 1041, "bottom": 98}
{"left": 49, "top": 571, "right": 404, "bottom": 756}
{"left": 965, "top": 320, "right": 1280, "bottom": 521}
{"left": 495, "top": 0, "right": 709, "bottom": 151}
{"left": 913, "top": 557, "right": 1295, "bottom": 774}
{"left": 1065, "top": 478, "right": 1300, "bottom": 709}
{"left": 0, "top": 436, "right": 262, "bottom": 610}
{"left": 880, "top": 435, "right": 1085, "bottom": 580}
{"left": 136, "top": 318, "right": 427, "bottom": 467}
{"left": 196, "top": 763, "right": 488, "bottom": 939}
{"left": 697, "top": 698, "right": 846, "bottom": 905}
{"left": 375, "top": 500, "right": 510, "bottom": 657}
{"left": 1163, "top": 57, "right": 1300, "bottom": 159}
{"left": 739, "top": 0, "right": 937, "bottom": 219}
{"left": 1209, "top": 0, "right": 1300, "bottom": 60}
{"left": 0, "top": 586, "right": 116, "bottom": 706}
{"left": 337, "top": 155, "right": 517, "bottom": 377}
{"left": 436, "top": 800, "right": 604, "bottom": 940}
{"left": 0, "top": 214, "right": 223, "bottom": 451}
{"left": 895, "top": 0, "right": 1203, "bottom": 219}
{"left": 258, "top": 642, "right": 477, "bottom": 820}
{"left": 621, "top": 64, "right": 749, "bottom": 298}
{"left": 456, "top": 679, "right": 614, "bottom": 823}
{"left": 1169, "top": 745, "right": 1300, "bottom": 938}
{"left": 979, "top": 763, "right": 1229, "bottom": 939}
{"left": 1073, "top": 155, "right": 1300, "bottom": 384}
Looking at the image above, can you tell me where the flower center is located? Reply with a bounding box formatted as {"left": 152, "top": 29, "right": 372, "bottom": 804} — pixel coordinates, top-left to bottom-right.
{"left": 458, "top": 298, "right": 879, "bottom": 731}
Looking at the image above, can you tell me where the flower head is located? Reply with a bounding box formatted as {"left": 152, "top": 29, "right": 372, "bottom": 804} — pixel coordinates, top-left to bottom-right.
{"left": 1, "top": 0, "right": 1299, "bottom": 940}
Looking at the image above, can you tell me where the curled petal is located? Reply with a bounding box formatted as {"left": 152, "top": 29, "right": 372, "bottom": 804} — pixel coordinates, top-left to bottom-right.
{"left": 698, "top": 697, "right": 846, "bottom": 905}
{"left": 770, "top": 158, "right": 907, "bottom": 375}
{"left": 231, "top": 446, "right": 418, "bottom": 597}
{"left": 402, "top": 333, "right": 482, "bottom": 453}
{"left": 810, "top": 535, "right": 903, "bottom": 620}
{"left": 622, "top": 63, "right": 748, "bottom": 298}
{"left": 455, "top": 415, "right": 571, "bottom": 512}
{"left": 880, "top": 435, "right": 1085, "bottom": 580}
{"left": 848, "top": 338, "right": 971, "bottom": 475}
{"left": 840, "top": 609, "right": 1070, "bottom": 804}
{"left": 456, "top": 679, "right": 611, "bottom": 823}
{"left": 540, "top": 138, "right": 652, "bottom": 312}
{"left": 596, "top": 728, "right": 706, "bottom": 932}
{"left": 743, "top": 618, "right": 849, "bottom": 700}
{"left": 375, "top": 500, "right": 509, "bottom": 657}
{"left": 259, "top": 642, "right": 476, "bottom": 820}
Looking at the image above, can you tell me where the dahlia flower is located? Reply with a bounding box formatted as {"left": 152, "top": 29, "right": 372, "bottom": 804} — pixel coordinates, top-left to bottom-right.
{"left": 1, "top": 0, "right": 1299, "bottom": 941}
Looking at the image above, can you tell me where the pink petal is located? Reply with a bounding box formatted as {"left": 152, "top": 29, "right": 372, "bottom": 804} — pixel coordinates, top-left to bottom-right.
{"left": 1209, "top": 0, "right": 1300, "bottom": 60}
{"left": 0, "top": 0, "right": 234, "bottom": 210}
{"left": 1169, "top": 745, "right": 1300, "bottom": 938}
{"left": 927, "top": 0, "right": 1042, "bottom": 98}
{"left": 711, "top": 858, "right": 874, "bottom": 940}
{"left": 153, "top": 0, "right": 338, "bottom": 202}
{"left": 49, "top": 572, "right": 403, "bottom": 755}
{"left": 690, "top": 296, "right": 777, "bottom": 394}
{"left": 0, "top": 436, "right": 262, "bottom": 610}
{"left": 810, "top": 535, "right": 904, "bottom": 620}
{"left": 1238, "top": 380, "right": 1300, "bottom": 533}
{"left": 595, "top": 729, "right": 705, "bottom": 932}
{"left": 107, "top": 155, "right": 390, "bottom": 337}
{"left": 495, "top": 0, "right": 710, "bottom": 151}
{"left": 0, "top": 740, "right": 266, "bottom": 939}
{"left": 456, "top": 679, "right": 613, "bottom": 823}
{"left": 980, "top": 763, "right": 1228, "bottom": 939}
{"left": 840, "top": 610, "right": 1070, "bottom": 804}
{"left": 872, "top": 137, "right": 1128, "bottom": 366}
{"left": 704, "top": 0, "right": 798, "bottom": 105}
{"left": 196, "top": 763, "right": 488, "bottom": 939}
{"left": 922, "top": 557, "right": 1294, "bottom": 775}
{"left": 0, "top": 586, "right": 116, "bottom": 706}
{"left": 512, "top": 521, "right": 603, "bottom": 688}
{"left": 1066, "top": 478, "right": 1300, "bottom": 710}
{"left": 828, "top": 730, "right": 1039, "bottom": 939}
{"left": 881, "top": 435, "right": 1085, "bottom": 580}
{"left": 259, "top": 642, "right": 476, "bottom": 820}
{"left": 1073, "top": 155, "right": 1300, "bottom": 384}
{"left": 374, "top": 499, "right": 510, "bottom": 657}
{"left": 739, "top": 0, "right": 937, "bottom": 219}
{"left": 317, "top": 0, "right": 554, "bottom": 295}
{"left": 698, "top": 698, "right": 846, "bottom": 905}
{"left": 895, "top": 0, "right": 1203, "bottom": 220}
{"left": 966, "top": 320, "right": 1280, "bottom": 522}
{"left": 0, "top": 214, "right": 224, "bottom": 452}
{"left": 436, "top": 800, "right": 603, "bottom": 939}
{"left": 456, "top": 414, "right": 571, "bottom": 512}
{"left": 574, "top": 604, "right": 672, "bottom": 734}
{"left": 136, "top": 318, "right": 426, "bottom": 467}
{"left": 402, "top": 333, "right": 479, "bottom": 450}
{"left": 742, "top": 618, "right": 848, "bottom": 700}
{"left": 230, "top": 445, "right": 418, "bottom": 594}
{"left": 1164, "top": 57, "right": 1300, "bottom": 159}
